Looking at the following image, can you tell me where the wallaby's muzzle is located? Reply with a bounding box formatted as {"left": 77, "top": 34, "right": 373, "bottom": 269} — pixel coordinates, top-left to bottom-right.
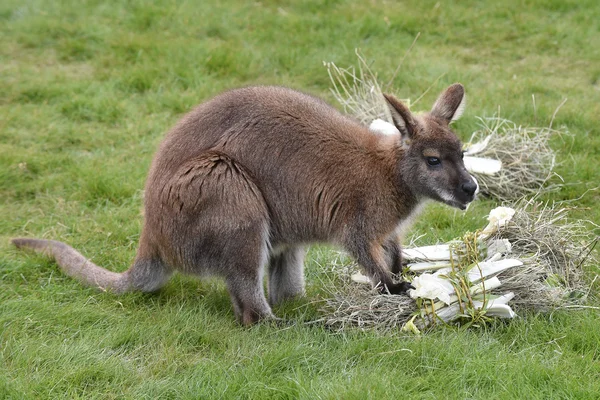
{"left": 453, "top": 172, "right": 479, "bottom": 210}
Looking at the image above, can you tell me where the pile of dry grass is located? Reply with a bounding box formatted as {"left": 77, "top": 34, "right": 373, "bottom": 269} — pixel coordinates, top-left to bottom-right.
{"left": 318, "top": 199, "right": 598, "bottom": 332}
{"left": 489, "top": 198, "right": 597, "bottom": 309}
{"left": 324, "top": 49, "right": 400, "bottom": 126}
{"left": 465, "top": 118, "right": 565, "bottom": 202}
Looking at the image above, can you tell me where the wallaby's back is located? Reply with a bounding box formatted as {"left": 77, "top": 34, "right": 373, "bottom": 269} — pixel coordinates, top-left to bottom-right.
{"left": 146, "top": 86, "right": 407, "bottom": 245}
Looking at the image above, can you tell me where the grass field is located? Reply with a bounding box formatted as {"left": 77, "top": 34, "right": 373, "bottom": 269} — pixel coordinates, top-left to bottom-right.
{"left": 2, "top": 0, "right": 600, "bottom": 398}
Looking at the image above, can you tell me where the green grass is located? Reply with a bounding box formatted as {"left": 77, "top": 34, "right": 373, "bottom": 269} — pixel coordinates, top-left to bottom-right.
{"left": 2, "top": 0, "right": 600, "bottom": 398}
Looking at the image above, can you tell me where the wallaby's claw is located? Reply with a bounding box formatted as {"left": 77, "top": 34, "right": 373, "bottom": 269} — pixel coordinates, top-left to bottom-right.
{"left": 379, "top": 281, "right": 415, "bottom": 295}
{"left": 398, "top": 281, "right": 416, "bottom": 293}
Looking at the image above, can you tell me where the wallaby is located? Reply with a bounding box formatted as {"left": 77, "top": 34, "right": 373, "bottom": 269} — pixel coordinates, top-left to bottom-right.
{"left": 12, "top": 83, "right": 477, "bottom": 325}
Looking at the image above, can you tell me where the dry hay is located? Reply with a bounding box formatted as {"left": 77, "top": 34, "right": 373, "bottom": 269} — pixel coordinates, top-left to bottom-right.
{"left": 489, "top": 197, "right": 597, "bottom": 310}
{"left": 466, "top": 118, "right": 565, "bottom": 202}
{"left": 324, "top": 49, "right": 399, "bottom": 126}
{"left": 318, "top": 198, "right": 598, "bottom": 332}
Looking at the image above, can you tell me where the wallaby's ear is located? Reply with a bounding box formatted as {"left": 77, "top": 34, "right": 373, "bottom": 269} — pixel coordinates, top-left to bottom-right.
{"left": 383, "top": 93, "right": 415, "bottom": 140}
{"left": 430, "top": 83, "right": 466, "bottom": 124}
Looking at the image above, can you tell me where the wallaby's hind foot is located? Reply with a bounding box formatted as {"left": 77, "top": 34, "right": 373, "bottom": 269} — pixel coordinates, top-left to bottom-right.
{"left": 226, "top": 273, "right": 274, "bottom": 326}
{"left": 268, "top": 246, "right": 307, "bottom": 306}
{"left": 11, "top": 238, "right": 172, "bottom": 294}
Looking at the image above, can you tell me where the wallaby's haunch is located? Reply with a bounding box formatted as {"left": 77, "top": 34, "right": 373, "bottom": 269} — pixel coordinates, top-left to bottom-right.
{"left": 13, "top": 84, "right": 477, "bottom": 325}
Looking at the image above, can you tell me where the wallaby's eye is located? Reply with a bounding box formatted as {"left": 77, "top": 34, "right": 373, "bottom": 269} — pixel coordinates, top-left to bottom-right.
{"left": 427, "top": 157, "right": 441, "bottom": 166}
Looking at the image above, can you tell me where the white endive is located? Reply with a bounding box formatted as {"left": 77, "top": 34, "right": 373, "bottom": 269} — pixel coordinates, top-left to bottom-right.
{"left": 487, "top": 238, "right": 512, "bottom": 256}
{"left": 472, "top": 292, "right": 516, "bottom": 318}
{"left": 403, "top": 244, "right": 452, "bottom": 261}
{"left": 464, "top": 135, "right": 493, "bottom": 155}
{"left": 407, "top": 261, "right": 453, "bottom": 272}
{"left": 463, "top": 156, "right": 502, "bottom": 175}
{"left": 350, "top": 271, "right": 371, "bottom": 284}
{"left": 369, "top": 119, "right": 399, "bottom": 136}
{"left": 467, "top": 259, "right": 523, "bottom": 283}
{"left": 409, "top": 273, "right": 455, "bottom": 305}
{"left": 488, "top": 206, "right": 516, "bottom": 225}
{"left": 479, "top": 206, "right": 516, "bottom": 239}
{"left": 432, "top": 292, "right": 516, "bottom": 323}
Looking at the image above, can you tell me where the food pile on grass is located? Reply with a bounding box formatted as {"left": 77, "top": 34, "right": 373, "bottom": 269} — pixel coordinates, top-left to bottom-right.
{"left": 319, "top": 201, "right": 598, "bottom": 333}
{"left": 320, "top": 52, "right": 596, "bottom": 332}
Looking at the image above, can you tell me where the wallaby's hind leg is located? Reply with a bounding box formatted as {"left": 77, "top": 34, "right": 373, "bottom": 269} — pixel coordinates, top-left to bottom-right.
{"left": 226, "top": 264, "right": 273, "bottom": 326}
{"left": 156, "top": 151, "right": 274, "bottom": 325}
{"left": 213, "top": 213, "right": 272, "bottom": 325}
{"left": 219, "top": 222, "right": 273, "bottom": 325}
{"left": 268, "top": 246, "right": 306, "bottom": 306}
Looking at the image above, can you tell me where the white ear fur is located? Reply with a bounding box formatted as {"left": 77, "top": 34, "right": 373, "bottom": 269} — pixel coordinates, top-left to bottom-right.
{"left": 383, "top": 94, "right": 414, "bottom": 140}
{"left": 388, "top": 107, "right": 410, "bottom": 138}
{"left": 431, "top": 83, "right": 466, "bottom": 123}
{"left": 451, "top": 93, "right": 466, "bottom": 122}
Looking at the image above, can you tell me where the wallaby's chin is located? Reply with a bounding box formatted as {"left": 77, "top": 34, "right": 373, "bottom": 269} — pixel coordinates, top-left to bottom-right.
{"left": 444, "top": 198, "right": 471, "bottom": 211}
{"left": 432, "top": 191, "right": 475, "bottom": 211}
{"left": 455, "top": 200, "right": 472, "bottom": 211}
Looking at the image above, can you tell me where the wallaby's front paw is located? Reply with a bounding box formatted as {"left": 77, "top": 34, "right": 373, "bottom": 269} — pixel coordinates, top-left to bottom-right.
{"left": 398, "top": 281, "right": 415, "bottom": 293}
{"left": 380, "top": 281, "right": 415, "bottom": 295}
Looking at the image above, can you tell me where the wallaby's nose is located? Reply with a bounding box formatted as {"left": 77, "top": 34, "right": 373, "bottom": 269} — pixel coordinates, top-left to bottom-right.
{"left": 462, "top": 181, "right": 477, "bottom": 197}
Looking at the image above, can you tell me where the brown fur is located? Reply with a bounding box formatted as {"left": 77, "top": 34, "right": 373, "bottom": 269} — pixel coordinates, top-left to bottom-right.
{"left": 12, "top": 84, "right": 477, "bottom": 325}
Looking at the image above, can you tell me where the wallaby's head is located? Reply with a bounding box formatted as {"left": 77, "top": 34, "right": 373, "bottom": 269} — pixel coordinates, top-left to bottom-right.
{"left": 384, "top": 83, "right": 477, "bottom": 210}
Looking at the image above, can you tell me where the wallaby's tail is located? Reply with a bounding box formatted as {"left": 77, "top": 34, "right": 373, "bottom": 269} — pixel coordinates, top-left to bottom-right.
{"left": 12, "top": 238, "right": 131, "bottom": 293}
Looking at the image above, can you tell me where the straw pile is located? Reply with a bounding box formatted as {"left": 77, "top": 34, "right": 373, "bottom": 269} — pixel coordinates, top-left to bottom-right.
{"left": 464, "top": 118, "right": 564, "bottom": 202}
{"left": 324, "top": 49, "right": 399, "bottom": 126}
{"left": 486, "top": 198, "right": 597, "bottom": 309}
{"left": 318, "top": 200, "right": 598, "bottom": 333}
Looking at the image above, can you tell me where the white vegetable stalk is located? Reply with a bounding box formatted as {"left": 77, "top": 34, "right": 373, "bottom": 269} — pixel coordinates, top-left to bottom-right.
{"left": 479, "top": 206, "right": 516, "bottom": 240}
{"left": 409, "top": 273, "right": 455, "bottom": 305}
{"left": 369, "top": 119, "right": 400, "bottom": 136}
{"left": 402, "top": 244, "right": 453, "bottom": 261}
{"left": 463, "top": 156, "right": 502, "bottom": 175}
{"left": 350, "top": 272, "right": 371, "bottom": 285}
{"left": 404, "top": 207, "right": 517, "bottom": 264}
{"left": 351, "top": 206, "right": 520, "bottom": 330}
{"left": 406, "top": 261, "right": 453, "bottom": 272}
{"left": 464, "top": 135, "right": 493, "bottom": 155}
{"left": 410, "top": 271, "right": 515, "bottom": 312}
{"left": 402, "top": 206, "right": 519, "bottom": 329}
{"left": 427, "top": 292, "right": 516, "bottom": 323}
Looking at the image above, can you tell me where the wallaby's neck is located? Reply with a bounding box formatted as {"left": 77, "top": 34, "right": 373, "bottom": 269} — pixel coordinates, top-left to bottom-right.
{"left": 376, "top": 134, "right": 421, "bottom": 219}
